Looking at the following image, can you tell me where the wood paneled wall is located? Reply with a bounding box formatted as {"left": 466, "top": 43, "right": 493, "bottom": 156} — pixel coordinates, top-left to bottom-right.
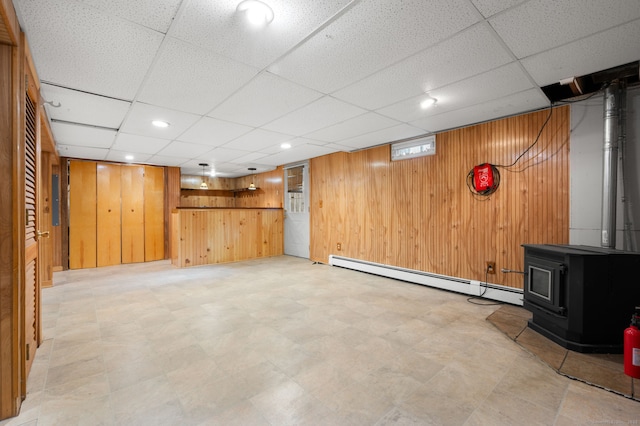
{"left": 310, "top": 106, "right": 570, "bottom": 289}
{"left": 0, "top": 40, "right": 20, "bottom": 421}
{"left": 235, "top": 167, "right": 284, "bottom": 208}
{"left": 180, "top": 167, "right": 284, "bottom": 209}
{"left": 172, "top": 208, "right": 283, "bottom": 267}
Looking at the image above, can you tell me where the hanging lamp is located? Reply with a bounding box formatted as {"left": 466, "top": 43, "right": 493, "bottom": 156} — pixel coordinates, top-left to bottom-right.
{"left": 248, "top": 167, "right": 257, "bottom": 190}
{"left": 199, "top": 163, "right": 209, "bottom": 189}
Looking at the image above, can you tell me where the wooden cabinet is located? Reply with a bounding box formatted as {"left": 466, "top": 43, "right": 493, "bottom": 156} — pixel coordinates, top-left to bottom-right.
{"left": 97, "top": 163, "right": 122, "bottom": 267}
{"left": 69, "top": 160, "right": 97, "bottom": 269}
{"left": 69, "top": 160, "right": 165, "bottom": 269}
{"left": 144, "top": 165, "right": 165, "bottom": 261}
{"left": 121, "top": 165, "right": 145, "bottom": 263}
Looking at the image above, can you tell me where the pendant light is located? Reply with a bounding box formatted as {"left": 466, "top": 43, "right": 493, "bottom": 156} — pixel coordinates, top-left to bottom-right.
{"left": 199, "top": 163, "right": 209, "bottom": 189}
{"left": 248, "top": 167, "right": 257, "bottom": 190}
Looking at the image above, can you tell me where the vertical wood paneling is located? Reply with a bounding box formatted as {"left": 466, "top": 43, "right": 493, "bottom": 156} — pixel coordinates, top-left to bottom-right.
{"left": 121, "top": 165, "right": 144, "bottom": 264}
{"left": 96, "top": 163, "right": 121, "bottom": 267}
{"left": 174, "top": 208, "right": 283, "bottom": 267}
{"left": 310, "top": 107, "right": 570, "bottom": 289}
{"left": 166, "top": 167, "right": 181, "bottom": 260}
{"left": 180, "top": 168, "right": 284, "bottom": 209}
{"left": 69, "top": 161, "right": 97, "bottom": 269}
{"left": 144, "top": 165, "right": 165, "bottom": 261}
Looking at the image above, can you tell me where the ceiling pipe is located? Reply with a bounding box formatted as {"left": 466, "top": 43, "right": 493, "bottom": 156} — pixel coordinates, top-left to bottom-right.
{"left": 601, "top": 81, "right": 622, "bottom": 249}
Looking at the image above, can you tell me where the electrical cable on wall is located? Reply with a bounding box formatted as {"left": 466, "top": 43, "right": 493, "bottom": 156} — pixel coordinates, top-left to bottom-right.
{"left": 467, "top": 266, "right": 503, "bottom": 306}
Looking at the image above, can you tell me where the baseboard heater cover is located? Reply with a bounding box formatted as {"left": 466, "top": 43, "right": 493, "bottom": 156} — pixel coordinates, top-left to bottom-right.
{"left": 329, "top": 255, "right": 523, "bottom": 306}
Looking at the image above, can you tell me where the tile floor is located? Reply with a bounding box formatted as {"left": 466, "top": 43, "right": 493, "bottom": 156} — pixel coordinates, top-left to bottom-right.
{"left": 2, "top": 256, "right": 639, "bottom": 425}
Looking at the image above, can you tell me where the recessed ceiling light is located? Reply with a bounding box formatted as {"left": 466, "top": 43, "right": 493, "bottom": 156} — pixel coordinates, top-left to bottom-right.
{"left": 237, "top": 0, "right": 274, "bottom": 26}
{"left": 420, "top": 95, "right": 437, "bottom": 109}
{"left": 152, "top": 120, "right": 170, "bottom": 128}
{"left": 281, "top": 142, "right": 291, "bottom": 149}
{"left": 125, "top": 155, "right": 134, "bottom": 161}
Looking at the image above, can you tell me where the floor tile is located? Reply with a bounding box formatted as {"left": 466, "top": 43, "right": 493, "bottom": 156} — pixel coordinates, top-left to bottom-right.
{"left": 3, "top": 256, "right": 637, "bottom": 426}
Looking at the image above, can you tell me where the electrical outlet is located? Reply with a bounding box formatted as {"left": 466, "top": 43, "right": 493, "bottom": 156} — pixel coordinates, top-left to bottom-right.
{"left": 337, "top": 242, "right": 342, "bottom": 251}
{"left": 486, "top": 261, "right": 496, "bottom": 274}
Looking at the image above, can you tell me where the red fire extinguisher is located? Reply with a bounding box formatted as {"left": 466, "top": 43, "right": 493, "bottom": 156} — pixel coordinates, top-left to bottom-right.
{"left": 624, "top": 307, "right": 640, "bottom": 378}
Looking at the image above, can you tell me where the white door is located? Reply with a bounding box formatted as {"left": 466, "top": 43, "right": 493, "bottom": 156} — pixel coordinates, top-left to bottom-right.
{"left": 284, "top": 163, "right": 309, "bottom": 258}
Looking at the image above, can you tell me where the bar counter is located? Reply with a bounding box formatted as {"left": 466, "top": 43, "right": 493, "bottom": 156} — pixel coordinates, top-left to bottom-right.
{"left": 171, "top": 207, "right": 283, "bottom": 267}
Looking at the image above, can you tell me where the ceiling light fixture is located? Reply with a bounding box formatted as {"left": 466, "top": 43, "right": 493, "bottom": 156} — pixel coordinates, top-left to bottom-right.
{"left": 280, "top": 142, "right": 291, "bottom": 149}
{"left": 125, "top": 155, "right": 134, "bottom": 161}
{"left": 248, "top": 167, "right": 257, "bottom": 190}
{"left": 199, "top": 163, "right": 209, "bottom": 189}
{"left": 237, "top": 0, "right": 274, "bottom": 26}
{"left": 152, "top": 120, "right": 170, "bottom": 128}
{"left": 420, "top": 95, "right": 437, "bottom": 109}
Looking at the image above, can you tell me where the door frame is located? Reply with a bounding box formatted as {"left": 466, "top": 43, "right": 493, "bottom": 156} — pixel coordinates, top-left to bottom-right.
{"left": 283, "top": 162, "right": 310, "bottom": 258}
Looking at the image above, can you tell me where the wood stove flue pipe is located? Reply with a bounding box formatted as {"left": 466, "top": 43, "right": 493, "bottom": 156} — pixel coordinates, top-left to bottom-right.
{"left": 601, "top": 81, "right": 623, "bottom": 249}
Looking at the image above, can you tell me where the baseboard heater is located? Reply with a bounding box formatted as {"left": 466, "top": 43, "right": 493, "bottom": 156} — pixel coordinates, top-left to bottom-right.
{"left": 329, "top": 255, "right": 523, "bottom": 306}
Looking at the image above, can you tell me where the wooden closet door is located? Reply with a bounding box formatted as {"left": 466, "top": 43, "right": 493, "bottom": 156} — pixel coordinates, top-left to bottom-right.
{"left": 144, "top": 166, "right": 165, "bottom": 261}
{"left": 23, "top": 83, "right": 39, "bottom": 382}
{"left": 69, "top": 160, "right": 97, "bottom": 269}
{"left": 97, "top": 163, "right": 121, "bottom": 267}
{"left": 121, "top": 165, "right": 145, "bottom": 263}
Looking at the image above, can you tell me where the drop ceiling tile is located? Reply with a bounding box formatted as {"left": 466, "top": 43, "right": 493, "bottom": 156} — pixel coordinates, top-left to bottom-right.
{"left": 50, "top": 122, "right": 117, "bottom": 148}
{"left": 119, "top": 102, "right": 200, "bottom": 140}
{"left": 337, "top": 124, "right": 426, "bottom": 150}
{"left": 410, "top": 88, "right": 549, "bottom": 132}
{"left": 201, "top": 147, "right": 252, "bottom": 164}
{"left": 57, "top": 144, "right": 108, "bottom": 160}
{"left": 333, "top": 23, "right": 514, "bottom": 111}
{"left": 170, "top": 0, "right": 353, "bottom": 69}
{"left": 41, "top": 84, "right": 130, "bottom": 129}
{"left": 75, "top": 0, "right": 182, "bottom": 33}
{"left": 521, "top": 19, "right": 640, "bottom": 86}
{"left": 223, "top": 129, "right": 299, "bottom": 152}
{"left": 257, "top": 144, "right": 339, "bottom": 167}
{"left": 15, "top": 0, "right": 163, "bottom": 100}
{"left": 177, "top": 117, "right": 253, "bottom": 147}
{"left": 208, "top": 72, "right": 323, "bottom": 127}
{"left": 263, "top": 96, "right": 366, "bottom": 136}
{"left": 470, "top": 0, "right": 526, "bottom": 18}
{"left": 305, "top": 113, "right": 401, "bottom": 143}
{"left": 269, "top": 0, "right": 480, "bottom": 93}
{"left": 156, "top": 141, "right": 214, "bottom": 158}
{"left": 489, "top": 0, "right": 640, "bottom": 59}
{"left": 228, "top": 152, "right": 270, "bottom": 165}
{"left": 112, "top": 133, "right": 172, "bottom": 155}
{"left": 259, "top": 137, "right": 320, "bottom": 155}
{"left": 146, "top": 155, "right": 191, "bottom": 167}
{"left": 377, "top": 62, "right": 534, "bottom": 122}
{"left": 137, "top": 37, "right": 260, "bottom": 115}
{"left": 105, "top": 150, "right": 152, "bottom": 163}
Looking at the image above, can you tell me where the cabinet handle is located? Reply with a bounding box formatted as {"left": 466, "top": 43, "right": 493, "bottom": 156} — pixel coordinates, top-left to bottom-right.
{"left": 36, "top": 230, "right": 50, "bottom": 239}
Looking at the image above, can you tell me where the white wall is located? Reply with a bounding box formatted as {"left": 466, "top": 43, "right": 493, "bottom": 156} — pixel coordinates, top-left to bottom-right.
{"left": 570, "top": 85, "right": 640, "bottom": 251}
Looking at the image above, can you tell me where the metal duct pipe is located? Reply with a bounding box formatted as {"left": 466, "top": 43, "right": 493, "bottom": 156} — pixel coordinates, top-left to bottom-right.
{"left": 601, "top": 81, "right": 621, "bottom": 248}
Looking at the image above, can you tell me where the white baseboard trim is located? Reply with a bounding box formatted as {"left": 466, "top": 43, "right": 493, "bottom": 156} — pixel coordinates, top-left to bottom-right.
{"left": 329, "top": 255, "right": 523, "bottom": 306}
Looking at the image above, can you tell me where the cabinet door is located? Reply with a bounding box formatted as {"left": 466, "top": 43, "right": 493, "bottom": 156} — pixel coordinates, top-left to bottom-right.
{"left": 97, "top": 163, "right": 121, "bottom": 267}
{"left": 121, "top": 165, "right": 145, "bottom": 263}
{"left": 69, "top": 160, "right": 97, "bottom": 269}
{"left": 144, "top": 165, "right": 165, "bottom": 261}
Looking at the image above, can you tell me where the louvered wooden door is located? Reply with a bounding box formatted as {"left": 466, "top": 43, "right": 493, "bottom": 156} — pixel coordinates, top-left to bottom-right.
{"left": 23, "top": 87, "right": 39, "bottom": 378}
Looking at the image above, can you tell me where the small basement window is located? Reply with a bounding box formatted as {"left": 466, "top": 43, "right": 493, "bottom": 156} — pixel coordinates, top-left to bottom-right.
{"left": 391, "top": 135, "right": 436, "bottom": 161}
